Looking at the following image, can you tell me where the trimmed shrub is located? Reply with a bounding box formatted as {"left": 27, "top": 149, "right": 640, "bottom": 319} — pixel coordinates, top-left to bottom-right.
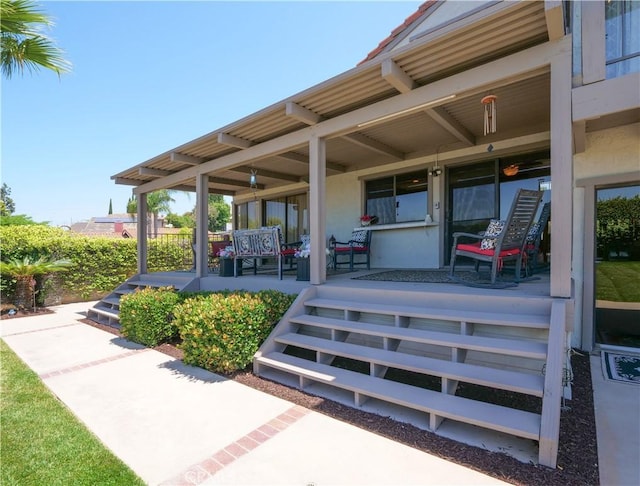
{"left": 119, "top": 287, "right": 181, "bottom": 346}
{"left": 175, "top": 290, "right": 295, "bottom": 374}
{"left": 1, "top": 225, "right": 190, "bottom": 303}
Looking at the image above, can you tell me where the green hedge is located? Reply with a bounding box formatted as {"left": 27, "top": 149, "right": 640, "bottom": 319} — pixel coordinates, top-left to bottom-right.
{"left": 119, "top": 287, "right": 182, "bottom": 346}
{"left": 175, "top": 290, "right": 296, "bottom": 374}
{"left": 0, "top": 225, "right": 189, "bottom": 303}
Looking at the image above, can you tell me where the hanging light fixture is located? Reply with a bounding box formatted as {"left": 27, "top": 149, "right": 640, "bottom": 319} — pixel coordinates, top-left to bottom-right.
{"left": 249, "top": 169, "right": 258, "bottom": 189}
{"left": 431, "top": 147, "right": 442, "bottom": 177}
{"left": 481, "top": 94, "right": 497, "bottom": 135}
{"left": 503, "top": 164, "right": 519, "bottom": 177}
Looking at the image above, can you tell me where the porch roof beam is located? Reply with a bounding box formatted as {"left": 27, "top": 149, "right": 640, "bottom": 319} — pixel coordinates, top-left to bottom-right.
{"left": 133, "top": 38, "right": 569, "bottom": 196}
{"left": 218, "top": 132, "right": 254, "bottom": 149}
{"left": 343, "top": 133, "right": 404, "bottom": 161}
{"left": 381, "top": 59, "right": 474, "bottom": 147}
{"left": 287, "top": 97, "right": 405, "bottom": 162}
{"left": 381, "top": 59, "right": 417, "bottom": 92}
{"left": 275, "top": 152, "right": 346, "bottom": 174}
{"left": 230, "top": 166, "right": 301, "bottom": 183}
{"left": 209, "top": 176, "right": 264, "bottom": 190}
{"left": 171, "top": 184, "right": 236, "bottom": 196}
{"left": 139, "top": 167, "right": 172, "bottom": 177}
{"left": 114, "top": 177, "right": 139, "bottom": 186}
{"left": 544, "top": 1, "right": 565, "bottom": 41}
{"left": 170, "top": 152, "right": 205, "bottom": 165}
{"left": 285, "top": 102, "right": 323, "bottom": 125}
{"left": 425, "top": 107, "right": 475, "bottom": 146}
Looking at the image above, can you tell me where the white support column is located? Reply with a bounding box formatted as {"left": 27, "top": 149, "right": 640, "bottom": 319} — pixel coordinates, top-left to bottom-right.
{"left": 136, "top": 193, "right": 148, "bottom": 275}
{"left": 581, "top": 0, "right": 605, "bottom": 85}
{"left": 550, "top": 42, "right": 573, "bottom": 298}
{"left": 309, "top": 134, "right": 327, "bottom": 285}
{"left": 195, "top": 174, "right": 209, "bottom": 278}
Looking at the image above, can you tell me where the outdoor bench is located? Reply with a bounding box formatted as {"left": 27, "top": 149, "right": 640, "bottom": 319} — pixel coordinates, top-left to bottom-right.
{"left": 231, "top": 227, "right": 284, "bottom": 279}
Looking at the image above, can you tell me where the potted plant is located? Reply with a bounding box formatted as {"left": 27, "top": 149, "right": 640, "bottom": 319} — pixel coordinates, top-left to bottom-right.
{"left": 294, "top": 243, "right": 311, "bottom": 281}
{"left": 360, "top": 215, "right": 378, "bottom": 226}
{"left": 217, "top": 247, "right": 242, "bottom": 277}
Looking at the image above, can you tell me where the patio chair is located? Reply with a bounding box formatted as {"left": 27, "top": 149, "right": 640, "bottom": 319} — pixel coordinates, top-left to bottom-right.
{"left": 449, "top": 189, "right": 542, "bottom": 287}
{"left": 332, "top": 229, "right": 372, "bottom": 272}
{"left": 523, "top": 201, "right": 551, "bottom": 275}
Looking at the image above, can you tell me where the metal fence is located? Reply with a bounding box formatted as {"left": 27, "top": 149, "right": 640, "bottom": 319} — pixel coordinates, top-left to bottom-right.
{"left": 150, "top": 232, "right": 232, "bottom": 270}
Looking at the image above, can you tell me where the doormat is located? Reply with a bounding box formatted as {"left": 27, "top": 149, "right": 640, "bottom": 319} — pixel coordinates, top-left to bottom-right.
{"left": 351, "top": 269, "right": 531, "bottom": 287}
{"left": 352, "top": 269, "right": 481, "bottom": 283}
{"left": 601, "top": 352, "right": 640, "bottom": 384}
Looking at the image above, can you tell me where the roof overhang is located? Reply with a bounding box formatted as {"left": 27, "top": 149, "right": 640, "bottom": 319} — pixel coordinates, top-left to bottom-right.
{"left": 113, "top": 1, "right": 559, "bottom": 197}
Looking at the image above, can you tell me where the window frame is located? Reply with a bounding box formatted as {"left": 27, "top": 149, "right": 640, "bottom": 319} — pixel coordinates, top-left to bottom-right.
{"left": 364, "top": 169, "right": 429, "bottom": 225}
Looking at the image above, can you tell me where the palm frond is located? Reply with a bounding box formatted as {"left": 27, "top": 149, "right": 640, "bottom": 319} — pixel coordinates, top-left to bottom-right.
{"left": 0, "top": 0, "right": 71, "bottom": 78}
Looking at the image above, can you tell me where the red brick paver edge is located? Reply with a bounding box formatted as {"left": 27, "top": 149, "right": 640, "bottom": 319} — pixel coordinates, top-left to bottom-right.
{"left": 1, "top": 322, "right": 82, "bottom": 337}
{"left": 161, "top": 405, "right": 311, "bottom": 485}
{"left": 38, "top": 348, "right": 150, "bottom": 379}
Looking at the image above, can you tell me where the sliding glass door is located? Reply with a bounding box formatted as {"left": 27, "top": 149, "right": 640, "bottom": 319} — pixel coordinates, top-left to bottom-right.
{"left": 264, "top": 193, "right": 308, "bottom": 243}
{"left": 446, "top": 151, "right": 551, "bottom": 262}
{"left": 594, "top": 183, "right": 640, "bottom": 348}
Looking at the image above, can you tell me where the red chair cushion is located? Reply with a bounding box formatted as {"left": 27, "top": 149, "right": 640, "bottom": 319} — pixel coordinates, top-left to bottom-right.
{"left": 280, "top": 248, "right": 297, "bottom": 256}
{"left": 457, "top": 243, "right": 521, "bottom": 257}
{"left": 334, "top": 246, "right": 368, "bottom": 253}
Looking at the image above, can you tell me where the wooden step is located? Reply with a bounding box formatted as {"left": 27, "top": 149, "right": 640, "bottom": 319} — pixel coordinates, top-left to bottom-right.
{"left": 101, "top": 297, "right": 121, "bottom": 307}
{"left": 126, "top": 280, "right": 176, "bottom": 289}
{"left": 89, "top": 306, "right": 120, "bottom": 319}
{"left": 289, "top": 314, "right": 548, "bottom": 360}
{"left": 113, "top": 288, "right": 136, "bottom": 296}
{"left": 304, "top": 298, "right": 549, "bottom": 329}
{"left": 256, "top": 352, "right": 541, "bottom": 440}
{"left": 275, "top": 333, "right": 544, "bottom": 397}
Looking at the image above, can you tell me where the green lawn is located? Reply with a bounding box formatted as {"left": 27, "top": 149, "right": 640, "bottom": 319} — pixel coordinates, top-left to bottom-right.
{"left": 595, "top": 261, "right": 640, "bottom": 302}
{"left": 0, "top": 340, "right": 145, "bottom": 486}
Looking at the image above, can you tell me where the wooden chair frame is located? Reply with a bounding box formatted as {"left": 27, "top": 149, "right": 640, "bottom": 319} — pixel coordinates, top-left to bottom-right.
{"left": 332, "top": 229, "right": 373, "bottom": 272}
{"left": 449, "top": 189, "right": 543, "bottom": 286}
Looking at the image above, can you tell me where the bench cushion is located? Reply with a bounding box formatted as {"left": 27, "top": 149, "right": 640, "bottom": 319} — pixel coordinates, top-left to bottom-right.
{"left": 457, "top": 242, "right": 521, "bottom": 257}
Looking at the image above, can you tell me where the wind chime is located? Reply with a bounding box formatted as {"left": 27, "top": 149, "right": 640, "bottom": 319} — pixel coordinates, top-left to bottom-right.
{"left": 481, "top": 94, "right": 497, "bottom": 136}
{"left": 249, "top": 168, "right": 258, "bottom": 200}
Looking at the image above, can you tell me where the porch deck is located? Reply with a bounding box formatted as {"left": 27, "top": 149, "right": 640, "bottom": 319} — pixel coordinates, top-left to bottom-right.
{"left": 194, "top": 266, "right": 552, "bottom": 299}
{"left": 189, "top": 266, "right": 550, "bottom": 297}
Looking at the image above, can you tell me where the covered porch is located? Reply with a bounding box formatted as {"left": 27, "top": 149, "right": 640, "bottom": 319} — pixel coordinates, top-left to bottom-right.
{"left": 113, "top": 1, "right": 571, "bottom": 301}
{"left": 106, "top": 1, "right": 575, "bottom": 469}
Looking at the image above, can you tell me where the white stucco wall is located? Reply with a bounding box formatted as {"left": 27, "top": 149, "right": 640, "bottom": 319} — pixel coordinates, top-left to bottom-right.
{"left": 571, "top": 122, "right": 640, "bottom": 348}
{"left": 325, "top": 157, "right": 442, "bottom": 269}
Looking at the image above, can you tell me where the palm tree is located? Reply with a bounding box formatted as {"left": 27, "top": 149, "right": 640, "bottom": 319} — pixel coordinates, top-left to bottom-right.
{"left": 0, "top": 256, "right": 72, "bottom": 309}
{"left": 126, "top": 190, "right": 176, "bottom": 238}
{"left": 147, "top": 191, "right": 175, "bottom": 237}
{"left": 1, "top": 0, "right": 71, "bottom": 79}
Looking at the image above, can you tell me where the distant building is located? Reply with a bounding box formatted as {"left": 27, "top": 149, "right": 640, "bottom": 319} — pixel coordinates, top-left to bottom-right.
{"left": 69, "top": 214, "right": 183, "bottom": 238}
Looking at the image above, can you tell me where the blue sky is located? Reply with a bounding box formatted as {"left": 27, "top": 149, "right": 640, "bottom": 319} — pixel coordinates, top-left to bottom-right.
{"left": 1, "top": 0, "right": 421, "bottom": 226}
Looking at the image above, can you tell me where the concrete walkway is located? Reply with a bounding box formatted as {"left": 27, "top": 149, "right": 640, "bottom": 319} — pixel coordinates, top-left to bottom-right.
{"left": 589, "top": 354, "right": 640, "bottom": 486}
{"left": 1, "top": 302, "right": 508, "bottom": 486}
{"left": 1, "top": 302, "right": 638, "bottom": 485}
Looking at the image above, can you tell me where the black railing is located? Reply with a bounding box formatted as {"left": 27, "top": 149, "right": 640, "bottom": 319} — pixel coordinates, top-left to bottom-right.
{"left": 148, "top": 232, "right": 232, "bottom": 271}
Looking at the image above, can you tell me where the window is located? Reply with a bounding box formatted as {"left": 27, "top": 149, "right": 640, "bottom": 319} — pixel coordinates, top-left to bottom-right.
{"left": 235, "top": 201, "right": 258, "bottom": 229}
{"left": 606, "top": 0, "right": 640, "bottom": 78}
{"left": 365, "top": 170, "right": 428, "bottom": 224}
{"left": 264, "top": 193, "right": 308, "bottom": 242}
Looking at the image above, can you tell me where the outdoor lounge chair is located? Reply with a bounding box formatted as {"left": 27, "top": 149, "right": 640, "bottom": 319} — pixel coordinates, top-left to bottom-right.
{"left": 449, "top": 188, "right": 542, "bottom": 287}
{"left": 332, "top": 229, "right": 372, "bottom": 272}
{"left": 525, "top": 202, "right": 550, "bottom": 274}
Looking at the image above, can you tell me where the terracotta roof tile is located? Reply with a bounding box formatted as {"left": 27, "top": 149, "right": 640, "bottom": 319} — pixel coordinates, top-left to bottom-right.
{"left": 358, "top": 1, "right": 436, "bottom": 65}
